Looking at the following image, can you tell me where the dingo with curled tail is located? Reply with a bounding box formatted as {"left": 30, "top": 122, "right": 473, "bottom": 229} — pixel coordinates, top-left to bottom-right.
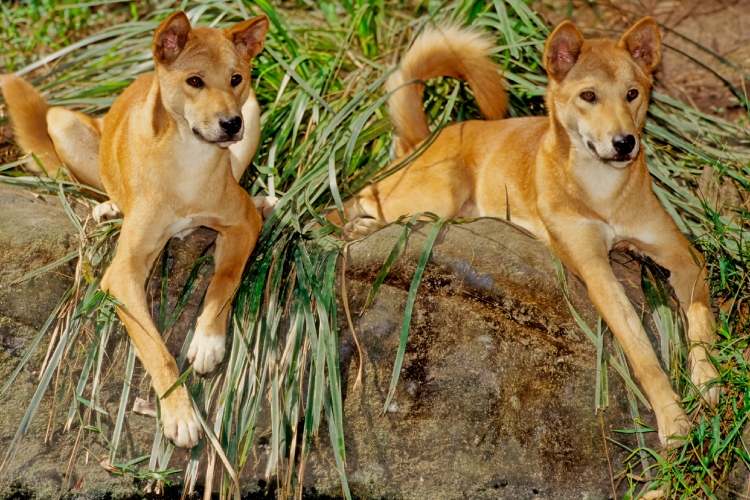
{"left": 2, "top": 11, "right": 272, "bottom": 448}
{"left": 338, "top": 19, "right": 720, "bottom": 448}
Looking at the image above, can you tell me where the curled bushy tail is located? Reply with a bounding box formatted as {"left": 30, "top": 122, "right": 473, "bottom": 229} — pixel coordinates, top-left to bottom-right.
{"left": 386, "top": 25, "right": 507, "bottom": 156}
{"left": 1, "top": 74, "right": 63, "bottom": 173}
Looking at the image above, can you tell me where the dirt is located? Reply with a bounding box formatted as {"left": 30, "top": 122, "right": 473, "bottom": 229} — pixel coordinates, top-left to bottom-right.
{"left": 532, "top": 0, "right": 750, "bottom": 122}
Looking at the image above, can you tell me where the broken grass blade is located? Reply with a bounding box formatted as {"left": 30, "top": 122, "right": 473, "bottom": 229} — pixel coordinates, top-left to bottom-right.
{"left": 323, "top": 253, "right": 346, "bottom": 462}
{"left": 189, "top": 397, "right": 241, "bottom": 499}
{"left": 158, "top": 246, "right": 170, "bottom": 333}
{"left": 615, "top": 339, "right": 652, "bottom": 478}
{"left": 595, "top": 316, "right": 609, "bottom": 411}
{"left": 324, "top": 394, "right": 352, "bottom": 500}
{"left": 165, "top": 255, "right": 214, "bottom": 332}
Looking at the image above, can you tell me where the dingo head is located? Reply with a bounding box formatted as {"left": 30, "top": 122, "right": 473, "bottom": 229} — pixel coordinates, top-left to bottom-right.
{"left": 542, "top": 17, "right": 661, "bottom": 168}
{"left": 152, "top": 11, "right": 269, "bottom": 147}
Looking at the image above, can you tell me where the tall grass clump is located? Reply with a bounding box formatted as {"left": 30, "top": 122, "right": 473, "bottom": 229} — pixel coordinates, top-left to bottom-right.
{"left": 0, "top": 0, "right": 748, "bottom": 498}
{"left": 0, "top": 0, "right": 139, "bottom": 71}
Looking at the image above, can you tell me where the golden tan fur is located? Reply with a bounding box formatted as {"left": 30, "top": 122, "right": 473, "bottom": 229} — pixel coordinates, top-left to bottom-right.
{"left": 2, "top": 11, "right": 271, "bottom": 448}
{"left": 340, "top": 19, "right": 720, "bottom": 448}
{"left": 385, "top": 25, "right": 507, "bottom": 156}
{"left": 3, "top": 76, "right": 63, "bottom": 174}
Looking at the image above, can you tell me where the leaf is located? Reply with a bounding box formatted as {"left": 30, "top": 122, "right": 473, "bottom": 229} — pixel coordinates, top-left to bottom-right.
{"left": 161, "top": 366, "right": 193, "bottom": 400}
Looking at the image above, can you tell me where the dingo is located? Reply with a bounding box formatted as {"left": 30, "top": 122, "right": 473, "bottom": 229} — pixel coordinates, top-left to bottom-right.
{"left": 337, "top": 18, "right": 719, "bottom": 447}
{"left": 3, "top": 11, "right": 271, "bottom": 448}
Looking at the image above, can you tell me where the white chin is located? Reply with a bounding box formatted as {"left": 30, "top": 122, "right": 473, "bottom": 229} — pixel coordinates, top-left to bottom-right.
{"left": 608, "top": 159, "right": 634, "bottom": 169}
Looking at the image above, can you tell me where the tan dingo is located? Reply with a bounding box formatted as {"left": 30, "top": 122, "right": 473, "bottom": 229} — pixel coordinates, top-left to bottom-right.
{"left": 337, "top": 18, "right": 720, "bottom": 447}
{"left": 2, "top": 11, "right": 271, "bottom": 448}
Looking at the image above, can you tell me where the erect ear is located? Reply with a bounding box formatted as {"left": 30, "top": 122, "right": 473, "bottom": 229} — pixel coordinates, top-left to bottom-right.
{"left": 224, "top": 15, "right": 270, "bottom": 61}
{"left": 153, "top": 11, "right": 191, "bottom": 64}
{"left": 543, "top": 21, "right": 585, "bottom": 82}
{"left": 617, "top": 17, "right": 661, "bottom": 73}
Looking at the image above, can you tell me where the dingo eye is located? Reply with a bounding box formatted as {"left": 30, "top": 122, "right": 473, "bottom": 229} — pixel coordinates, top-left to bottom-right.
{"left": 186, "top": 76, "right": 204, "bottom": 88}
{"left": 627, "top": 89, "right": 639, "bottom": 101}
{"left": 231, "top": 74, "right": 243, "bottom": 87}
{"left": 580, "top": 91, "right": 596, "bottom": 103}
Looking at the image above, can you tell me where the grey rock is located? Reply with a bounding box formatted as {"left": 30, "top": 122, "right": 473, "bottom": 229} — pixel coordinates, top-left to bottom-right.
{"left": 0, "top": 184, "right": 78, "bottom": 330}
{"left": 0, "top": 184, "right": 213, "bottom": 499}
{"left": 299, "top": 218, "right": 660, "bottom": 499}
{"left": 0, "top": 183, "right": 712, "bottom": 499}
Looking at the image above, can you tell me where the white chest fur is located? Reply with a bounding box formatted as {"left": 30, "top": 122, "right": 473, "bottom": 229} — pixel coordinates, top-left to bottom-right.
{"left": 169, "top": 131, "right": 225, "bottom": 202}
{"left": 572, "top": 155, "right": 628, "bottom": 203}
{"left": 166, "top": 217, "right": 196, "bottom": 240}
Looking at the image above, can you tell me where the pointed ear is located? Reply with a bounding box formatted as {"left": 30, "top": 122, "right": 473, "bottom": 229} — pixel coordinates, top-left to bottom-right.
{"left": 543, "top": 21, "right": 585, "bottom": 81}
{"left": 224, "top": 15, "right": 269, "bottom": 61}
{"left": 617, "top": 17, "right": 661, "bottom": 73}
{"left": 153, "top": 11, "right": 191, "bottom": 64}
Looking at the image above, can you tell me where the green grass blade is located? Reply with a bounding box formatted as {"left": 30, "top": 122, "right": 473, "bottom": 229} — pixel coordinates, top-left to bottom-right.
{"left": 383, "top": 218, "right": 445, "bottom": 414}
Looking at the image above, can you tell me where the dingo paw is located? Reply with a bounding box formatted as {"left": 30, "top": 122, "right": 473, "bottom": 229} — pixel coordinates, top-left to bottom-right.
{"left": 252, "top": 195, "right": 279, "bottom": 220}
{"left": 188, "top": 330, "right": 226, "bottom": 374}
{"left": 656, "top": 402, "right": 690, "bottom": 450}
{"left": 93, "top": 201, "right": 121, "bottom": 223}
{"left": 690, "top": 349, "right": 721, "bottom": 407}
{"left": 343, "top": 217, "right": 385, "bottom": 240}
{"left": 161, "top": 386, "right": 202, "bottom": 448}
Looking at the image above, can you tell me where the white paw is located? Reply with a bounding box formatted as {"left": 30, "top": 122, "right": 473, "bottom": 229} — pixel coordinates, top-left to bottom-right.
{"left": 187, "top": 332, "right": 226, "bottom": 374}
{"left": 656, "top": 401, "right": 690, "bottom": 450}
{"left": 93, "top": 201, "right": 121, "bottom": 223}
{"left": 160, "top": 386, "right": 202, "bottom": 448}
{"left": 343, "top": 217, "right": 386, "bottom": 240}
{"left": 252, "top": 195, "right": 279, "bottom": 220}
{"left": 690, "top": 348, "right": 721, "bottom": 407}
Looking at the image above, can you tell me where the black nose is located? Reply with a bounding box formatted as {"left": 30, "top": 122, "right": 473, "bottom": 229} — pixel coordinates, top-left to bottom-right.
{"left": 612, "top": 134, "right": 636, "bottom": 156}
{"left": 219, "top": 116, "right": 242, "bottom": 136}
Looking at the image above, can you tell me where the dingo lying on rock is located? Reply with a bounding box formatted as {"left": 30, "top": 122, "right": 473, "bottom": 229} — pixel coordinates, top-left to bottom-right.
{"left": 3, "top": 11, "right": 273, "bottom": 448}
{"left": 336, "top": 18, "right": 720, "bottom": 448}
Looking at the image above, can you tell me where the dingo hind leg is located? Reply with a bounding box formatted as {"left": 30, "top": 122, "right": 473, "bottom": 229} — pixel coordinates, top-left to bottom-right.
{"left": 46, "top": 108, "right": 121, "bottom": 222}
{"left": 46, "top": 107, "right": 106, "bottom": 192}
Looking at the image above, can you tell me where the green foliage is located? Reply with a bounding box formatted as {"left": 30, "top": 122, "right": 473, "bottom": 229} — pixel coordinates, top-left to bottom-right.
{"left": 0, "top": 0, "right": 749, "bottom": 498}
{"left": 0, "top": 0, "right": 137, "bottom": 71}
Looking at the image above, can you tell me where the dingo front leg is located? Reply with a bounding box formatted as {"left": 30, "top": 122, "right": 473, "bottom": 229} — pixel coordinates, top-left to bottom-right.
{"left": 550, "top": 221, "right": 689, "bottom": 448}
{"left": 101, "top": 218, "right": 201, "bottom": 448}
{"left": 188, "top": 192, "right": 261, "bottom": 374}
{"left": 229, "top": 89, "right": 262, "bottom": 182}
{"left": 632, "top": 214, "right": 720, "bottom": 406}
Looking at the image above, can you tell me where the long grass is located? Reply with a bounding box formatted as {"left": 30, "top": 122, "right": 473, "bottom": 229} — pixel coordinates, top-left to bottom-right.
{"left": 1, "top": 0, "right": 749, "bottom": 498}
